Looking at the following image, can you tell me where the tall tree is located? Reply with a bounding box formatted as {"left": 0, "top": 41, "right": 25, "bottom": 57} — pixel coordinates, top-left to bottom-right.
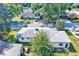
{"left": 0, "top": 4, "right": 11, "bottom": 40}
{"left": 31, "top": 3, "right": 71, "bottom": 22}
{"left": 0, "top": 3, "right": 23, "bottom": 40}
{"left": 32, "top": 31, "right": 53, "bottom": 56}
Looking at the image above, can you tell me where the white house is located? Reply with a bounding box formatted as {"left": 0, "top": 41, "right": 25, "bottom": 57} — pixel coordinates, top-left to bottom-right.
{"left": 0, "top": 40, "right": 23, "bottom": 56}
{"left": 17, "top": 27, "right": 71, "bottom": 52}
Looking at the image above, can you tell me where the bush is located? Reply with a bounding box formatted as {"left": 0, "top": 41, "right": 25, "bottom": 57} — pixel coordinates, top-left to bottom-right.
{"left": 56, "top": 20, "right": 65, "bottom": 31}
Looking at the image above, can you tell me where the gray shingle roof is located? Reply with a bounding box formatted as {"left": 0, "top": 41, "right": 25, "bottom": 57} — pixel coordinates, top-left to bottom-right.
{"left": 49, "top": 31, "right": 71, "bottom": 43}
{"left": 0, "top": 40, "right": 8, "bottom": 54}
{"left": 18, "top": 27, "right": 71, "bottom": 43}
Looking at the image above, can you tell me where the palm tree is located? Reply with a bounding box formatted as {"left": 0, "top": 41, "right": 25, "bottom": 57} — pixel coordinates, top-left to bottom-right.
{"left": 31, "top": 31, "right": 53, "bottom": 56}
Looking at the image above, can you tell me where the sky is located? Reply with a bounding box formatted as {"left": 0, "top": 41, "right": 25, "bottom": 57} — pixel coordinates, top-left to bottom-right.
{"left": 0, "top": 0, "right": 79, "bottom": 3}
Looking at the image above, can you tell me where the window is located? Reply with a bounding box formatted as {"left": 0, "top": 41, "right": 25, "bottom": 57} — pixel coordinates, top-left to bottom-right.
{"left": 59, "top": 43, "right": 63, "bottom": 46}
{"left": 35, "top": 28, "right": 39, "bottom": 31}
{"left": 22, "top": 37, "right": 24, "bottom": 40}
{"left": 65, "top": 44, "right": 68, "bottom": 48}
{"left": 27, "top": 37, "right": 30, "bottom": 40}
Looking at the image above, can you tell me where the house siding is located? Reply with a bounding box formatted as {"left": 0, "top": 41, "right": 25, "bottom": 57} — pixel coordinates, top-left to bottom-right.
{"left": 51, "top": 42, "right": 70, "bottom": 48}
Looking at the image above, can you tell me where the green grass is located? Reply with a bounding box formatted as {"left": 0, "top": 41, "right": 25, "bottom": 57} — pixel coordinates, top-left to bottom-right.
{"left": 12, "top": 16, "right": 24, "bottom": 22}
{"left": 65, "top": 30, "right": 79, "bottom": 56}
{"left": 71, "top": 19, "right": 79, "bottom": 22}
{"left": 73, "top": 8, "right": 79, "bottom": 11}
{"left": 26, "top": 20, "right": 35, "bottom": 24}
{"left": 54, "top": 53, "right": 67, "bottom": 56}
{"left": 19, "top": 42, "right": 32, "bottom": 46}
{"left": 9, "top": 31, "right": 18, "bottom": 38}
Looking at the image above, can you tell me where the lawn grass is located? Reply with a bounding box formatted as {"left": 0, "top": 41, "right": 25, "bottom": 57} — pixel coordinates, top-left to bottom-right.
{"left": 12, "top": 16, "right": 24, "bottom": 22}
{"left": 72, "top": 8, "right": 79, "bottom": 11}
{"left": 71, "top": 19, "right": 79, "bottom": 22}
{"left": 65, "top": 30, "right": 79, "bottom": 56}
{"left": 19, "top": 42, "right": 32, "bottom": 46}
{"left": 54, "top": 53, "right": 67, "bottom": 56}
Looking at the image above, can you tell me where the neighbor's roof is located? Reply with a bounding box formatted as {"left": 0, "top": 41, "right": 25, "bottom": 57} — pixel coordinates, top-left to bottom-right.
{"left": 49, "top": 31, "right": 71, "bottom": 43}
{"left": 67, "top": 10, "right": 79, "bottom": 16}
{"left": 0, "top": 40, "right": 22, "bottom": 56}
{"left": 4, "top": 44, "right": 22, "bottom": 56}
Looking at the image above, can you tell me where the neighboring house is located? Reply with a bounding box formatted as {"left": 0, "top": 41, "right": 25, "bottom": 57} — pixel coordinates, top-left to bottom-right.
{"left": 66, "top": 10, "right": 79, "bottom": 19}
{"left": 22, "top": 8, "right": 34, "bottom": 19}
{"left": 22, "top": 8, "right": 40, "bottom": 20}
{"left": 0, "top": 40, "right": 23, "bottom": 56}
{"left": 17, "top": 27, "right": 71, "bottom": 52}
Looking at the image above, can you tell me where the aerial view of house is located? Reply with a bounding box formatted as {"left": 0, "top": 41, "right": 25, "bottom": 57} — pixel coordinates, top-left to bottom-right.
{"left": 1, "top": 3, "right": 79, "bottom": 56}
{"left": 17, "top": 27, "right": 71, "bottom": 52}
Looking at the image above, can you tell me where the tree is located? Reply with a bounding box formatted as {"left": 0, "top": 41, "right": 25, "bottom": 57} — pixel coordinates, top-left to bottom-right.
{"left": 0, "top": 4, "right": 11, "bottom": 40}
{"left": 0, "top": 4, "right": 23, "bottom": 40}
{"left": 31, "top": 3, "right": 71, "bottom": 23}
{"left": 43, "top": 3, "right": 71, "bottom": 22}
{"left": 31, "top": 3, "right": 43, "bottom": 13}
{"left": 56, "top": 20, "right": 65, "bottom": 31}
{"left": 6, "top": 3, "right": 23, "bottom": 16}
{"left": 32, "top": 31, "right": 53, "bottom": 56}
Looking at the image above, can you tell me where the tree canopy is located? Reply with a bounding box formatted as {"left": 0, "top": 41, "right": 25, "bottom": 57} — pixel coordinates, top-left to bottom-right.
{"left": 31, "top": 3, "right": 71, "bottom": 22}
{"left": 0, "top": 3, "right": 23, "bottom": 40}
